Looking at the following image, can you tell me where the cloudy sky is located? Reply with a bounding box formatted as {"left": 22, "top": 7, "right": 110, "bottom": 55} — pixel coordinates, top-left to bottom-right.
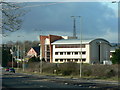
{"left": 2, "top": 0, "right": 118, "bottom": 43}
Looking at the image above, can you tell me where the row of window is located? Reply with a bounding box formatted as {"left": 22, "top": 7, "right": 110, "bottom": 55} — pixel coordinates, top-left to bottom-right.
{"left": 55, "top": 51, "right": 86, "bottom": 55}
{"left": 55, "top": 59, "right": 86, "bottom": 62}
{"left": 55, "top": 44, "right": 85, "bottom": 48}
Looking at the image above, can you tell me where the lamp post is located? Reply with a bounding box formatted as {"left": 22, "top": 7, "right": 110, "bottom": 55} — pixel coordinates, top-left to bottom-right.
{"left": 17, "top": 35, "right": 25, "bottom": 71}
{"left": 71, "top": 16, "right": 82, "bottom": 78}
{"left": 16, "top": 44, "right": 20, "bottom": 69}
{"left": 38, "top": 30, "right": 43, "bottom": 74}
{"left": 11, "top": 46, "right": 14, "bottom": 68}
{"left": 112, "top": 1, "right": 119, "bottom": 48}
{"left": 22, "top": 40, "right": 25, "bottom": 72}
{"left": 10, "top": 43, "right": 15, "bottom": 68}
{"left": 79, "top": 16, "right": 82, "bottom": 78}
{"left": 39, "top": 43, "right": 42, "bottom": 74}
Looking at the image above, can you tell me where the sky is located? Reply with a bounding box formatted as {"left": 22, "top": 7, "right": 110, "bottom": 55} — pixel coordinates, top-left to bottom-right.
{"left": 2, "top": 0, "right": 119, "bottom": 43}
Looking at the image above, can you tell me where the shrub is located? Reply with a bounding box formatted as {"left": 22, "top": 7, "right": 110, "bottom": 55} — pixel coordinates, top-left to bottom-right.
{"left": 59, "top": 62, "right": 79, "bottom": 76}
{"left": 106, "top": 69, "right": 116, "bottom": 78}
{"left": 83, "top": 69, "right": 92, "bottom": 76}
{"left": 28, "top": 56, "right": 39, "bottom": 62}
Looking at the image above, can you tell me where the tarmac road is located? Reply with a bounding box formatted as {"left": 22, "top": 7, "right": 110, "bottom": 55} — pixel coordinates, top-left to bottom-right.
{"left": 2, "top": 72, "right": 119, "bottom": 90}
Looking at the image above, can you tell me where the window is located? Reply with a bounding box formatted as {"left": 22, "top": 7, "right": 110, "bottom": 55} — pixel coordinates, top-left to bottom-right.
{"left": 75, "top": 59, "right": 78, "bottom": 62}
{"left": 47, "top": 45, "right": 50, "bottom": 50}
{"left": 67, "top": 52, "right": 71, "bottom": 55}
{"left": 55, "top": 44, "right": 85, "bottom": 48}
{"left": 60, "top": 59, "right": 63, "bottom": 62}
{"left": 82, "top": 52, "right": 86, "bottom": 54}
{"left": 55, "top": 59, "right": 58, "bottom": 62}
{"left": 67, "top": 59, "right": 71, "bottom": 62}
{"left": 60, "top": 52, "right": 63, "bottom": 55}
{"left": 82, "top": 59, "right": 86, "bottom": 61}
{"left": 55, "top": 52, "right": 58, "bottom": 55}
{"left": 75, "top": 52, "right": 78, "bottom": 55}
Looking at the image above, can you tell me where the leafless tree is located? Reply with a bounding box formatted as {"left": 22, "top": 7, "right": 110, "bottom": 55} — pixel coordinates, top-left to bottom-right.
{"left": 1, "top": 1, "right": 25, "bottom": 35}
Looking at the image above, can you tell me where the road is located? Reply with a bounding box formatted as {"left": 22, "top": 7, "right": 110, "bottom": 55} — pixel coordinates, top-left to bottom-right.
{"left": 2, "top": 72, "right": 119, "bottom": 90}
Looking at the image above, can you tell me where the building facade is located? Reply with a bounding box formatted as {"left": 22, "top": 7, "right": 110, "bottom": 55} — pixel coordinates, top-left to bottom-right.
{"left": 40, "top": 35, "right": 111, "bottom": 64}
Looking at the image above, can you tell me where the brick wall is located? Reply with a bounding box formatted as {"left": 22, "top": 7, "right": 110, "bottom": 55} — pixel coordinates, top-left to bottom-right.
{"left": 39, "top": 35, "right": 63, "bottom": 63}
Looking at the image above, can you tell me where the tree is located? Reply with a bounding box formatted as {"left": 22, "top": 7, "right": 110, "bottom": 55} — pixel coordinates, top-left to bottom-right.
{"left": 111, "top": 48, "right": 120, "bottom": 64}
{"left": 24, "top": 40, "right": 39, "bottom": 53}
{"left": 2, "top": 44, "right": 12, "bottom": 67}
{"left": 28, "top": 56, "right": 39, "bottom": 62}
{"left": 1, "top": 2, "right": 25, "bottom": 34}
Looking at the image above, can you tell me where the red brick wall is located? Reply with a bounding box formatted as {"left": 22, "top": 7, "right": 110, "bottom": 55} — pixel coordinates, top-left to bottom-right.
{"left": 40, "top": 35, "right": 48, "bottom": 58}
{"left": 49, "top": 35, "right": 63, "bottom": 63}
{"left": 40, "top": 35, "right": 63, "bottom": 63}
{"left": 49, "top": 35, "right": 63, "bottom": 43}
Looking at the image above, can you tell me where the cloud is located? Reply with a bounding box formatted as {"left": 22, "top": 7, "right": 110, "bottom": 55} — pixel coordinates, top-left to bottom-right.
{"left": 83, "top": 28, "right": 118, "bottom": 43}
{"left": 3, "top": 27, "right": 117, "bottom": 43}
{"left": 102, "top": 29, "right": 118, "bottom": 43}
{"left": 3, "top": 2, "right": 118, "bottom": 43}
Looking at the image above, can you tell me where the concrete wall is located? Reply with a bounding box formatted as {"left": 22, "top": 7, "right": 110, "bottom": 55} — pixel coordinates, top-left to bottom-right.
{"left": 52, "top": 44, "right": 88, "bottom": 63}
{"left": 86, "top": 44, "right": 90, "bottom": 63}
{"left": 52, "top": 39, "right": 110, "bottom": 64}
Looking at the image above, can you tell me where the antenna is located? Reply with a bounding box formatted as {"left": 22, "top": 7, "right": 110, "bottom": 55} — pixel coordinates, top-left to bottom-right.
{"left": 71, "top": 16, "right": 77, "bottom": 39}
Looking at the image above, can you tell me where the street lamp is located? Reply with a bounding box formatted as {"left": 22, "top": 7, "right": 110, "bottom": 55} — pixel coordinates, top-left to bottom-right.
{"left": 23, "top": 42, "right": 25, "bottom": 72}
{"left": 10, "top": 46, "right": 14, "bottom": 68}
{"left": 39, "top": 43, "right": 42, "bottom": 74}
{"left": 71, "top": 16, "right": 82, "bottom": 78}
{"left": 10, "top": 42, "right": 16, "bottom": 68}
{"left": 17, "top": 35, "right": 25, "bottom": 71}
{"left": 79, "top": 16, "right": 82, "bottom": 78}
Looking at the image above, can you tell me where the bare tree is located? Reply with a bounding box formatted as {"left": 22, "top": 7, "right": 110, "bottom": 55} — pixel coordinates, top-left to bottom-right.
{"left": 1, "top": 1, "right": 25, "bottom": 34}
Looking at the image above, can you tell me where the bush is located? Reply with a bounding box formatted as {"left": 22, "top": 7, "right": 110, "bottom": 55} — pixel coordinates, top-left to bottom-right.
{"left": 106, "top": 69, "right": 116, "bottom": 78}
{"left": 62, "top": 70, "right": 72, "bottom": 76}
{"left": 28, "top": 56, "right": 39, "bottom": 62}
{"left": 83, "top": 69, "right": 92, "bottom": 76}
{"left": 21, "top": 62, "right": 118, "bottom": 78}
{"left": 59, "top": 62, "right": 79, "bottom": 76}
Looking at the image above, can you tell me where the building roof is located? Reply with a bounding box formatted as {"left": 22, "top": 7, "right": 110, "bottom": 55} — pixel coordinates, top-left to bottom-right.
{"left": 52, "top": 39, "right": 90, "bottom": 44}
{"left": 51, "top": 38, "right": 110, "bottom": 45}
{"left": 32, "top": 47, "right": 40, "bottom": 55}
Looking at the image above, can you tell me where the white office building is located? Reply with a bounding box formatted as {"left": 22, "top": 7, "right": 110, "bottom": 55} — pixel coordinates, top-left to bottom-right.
{"left": 40, "top": 35, "right": 111, "bottom": 64}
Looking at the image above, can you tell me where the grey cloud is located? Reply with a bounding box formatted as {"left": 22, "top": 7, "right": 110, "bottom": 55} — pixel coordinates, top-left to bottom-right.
{"left": 17, "top": 2, "right": 117, "bottom": 42}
